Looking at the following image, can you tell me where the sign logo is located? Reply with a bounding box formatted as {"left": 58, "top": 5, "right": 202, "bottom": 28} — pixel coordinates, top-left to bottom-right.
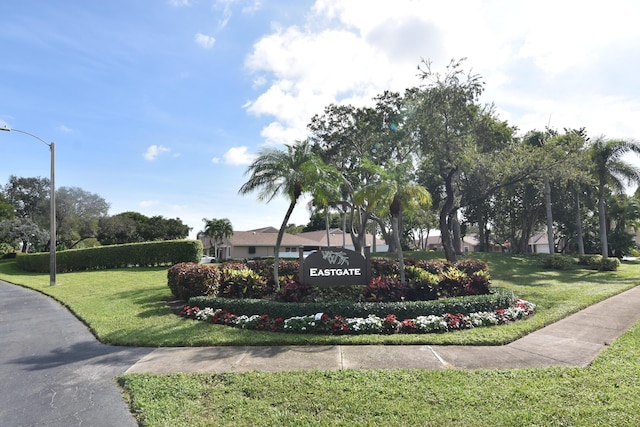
{"left": 301, "top": 247, "right": 370, "bottom": 286}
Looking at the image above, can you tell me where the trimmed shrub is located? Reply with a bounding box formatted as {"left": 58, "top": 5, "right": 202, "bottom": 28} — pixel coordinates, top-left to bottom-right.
{"left": 539, "top": 254, "right": 575, "bottom": 270}
{"left": 17, "top": 240, "right": 202, "bottom": 273}
{"left": 600, "top": 257, "right": 621, "bottom": 271}
{"left": 167, "top": 262, "right": 221, "bottom": 301}
{"left": 578, "top": 254, "right": 603, "bottom": 270}
{"left": 188, "top": 288, "right": 517, "bottom": 321}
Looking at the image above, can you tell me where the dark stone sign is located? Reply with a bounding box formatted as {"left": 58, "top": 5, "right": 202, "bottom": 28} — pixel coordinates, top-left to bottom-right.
{"left": 299, "top": 247, "right": 370, "bottom": 286}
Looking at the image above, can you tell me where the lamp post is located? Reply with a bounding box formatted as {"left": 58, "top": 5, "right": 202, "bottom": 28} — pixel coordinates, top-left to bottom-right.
{"left": 1, "top": 126, "right": 56, "bottom": 286}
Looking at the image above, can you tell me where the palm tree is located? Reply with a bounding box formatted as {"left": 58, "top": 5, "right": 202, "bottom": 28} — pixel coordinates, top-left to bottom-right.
{"left": 239, "top": 140, "right": 340, "bottom": 287}
{"left": 202, "top": 218, "right": 233, "bottom": 260}
{"left": 588, "top": 137, "right": 640, "bottom": 259}
{"left": 358, "top": 159, "right": 431, "bottom": 284}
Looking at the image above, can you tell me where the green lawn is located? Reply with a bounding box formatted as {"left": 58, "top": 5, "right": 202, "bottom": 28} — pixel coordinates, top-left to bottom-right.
{"left": 2, "top": 253, "right": 639, "bottom": 426}
{"left": 0, "top": 253, "right": 637, "bottom": 346}
{"left": 119, "top": 322, "right": 640, "bottom": 426}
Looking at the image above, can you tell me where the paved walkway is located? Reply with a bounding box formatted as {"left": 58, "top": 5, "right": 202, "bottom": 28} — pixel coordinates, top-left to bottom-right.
{"left": 1, "top": 280, "right": 640, "bottom": 426}
{"left": 126, "top": 285, "right": 640, "bottom": 373}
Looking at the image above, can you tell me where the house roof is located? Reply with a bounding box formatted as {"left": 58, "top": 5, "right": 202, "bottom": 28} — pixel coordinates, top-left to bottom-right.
{"left": 298, "top": 228, "right": 385, "bottom": 247}
{"left": 228, "top": 230, "right": 319, "bottom": 247}
{"left": 424, "top": 234, "right": 480, "bottom": 247}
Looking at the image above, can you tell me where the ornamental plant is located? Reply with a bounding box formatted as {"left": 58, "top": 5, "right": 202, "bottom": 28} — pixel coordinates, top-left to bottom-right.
{"left": 219, "top": 267, "right": 267, "bottom": 299}
{"left": 362, "top": 276, "right": 408, "bottom": 302}
{"left": 439, "top": 267, "right": 469, "bottom": 297}
{"left": 179, "top": 299, "right": 536, "bottom": 335}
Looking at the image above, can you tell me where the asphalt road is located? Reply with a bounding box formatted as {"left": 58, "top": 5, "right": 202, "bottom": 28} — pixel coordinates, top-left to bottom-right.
{"left": 0, "top": 281, "right": 152, "bottom": 427}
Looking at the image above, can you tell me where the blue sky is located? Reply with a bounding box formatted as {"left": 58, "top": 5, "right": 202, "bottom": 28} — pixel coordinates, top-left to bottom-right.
{"left": 2, "top": 0, "right": 640, "bottom": 238}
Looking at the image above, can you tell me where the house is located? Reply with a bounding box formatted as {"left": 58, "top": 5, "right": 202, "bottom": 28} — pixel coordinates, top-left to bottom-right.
{"left": 201, "top": 227, "right": 320, "bottom": 260}
{"left": 528, "top": 232, "right": 552, "bottom": 253}
{"left": 297, "top": 228, "right": 388, "bottom": 252}
{"left": 200, "top": 227, "right": 389, "bottom": 260}
{"left": 423, "top": 234, "right": 483, "bottom": 252}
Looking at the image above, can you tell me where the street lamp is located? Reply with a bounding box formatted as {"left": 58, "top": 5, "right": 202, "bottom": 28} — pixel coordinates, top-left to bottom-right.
{"left": 1, "top": 126, "right": 56, "bottom": 286}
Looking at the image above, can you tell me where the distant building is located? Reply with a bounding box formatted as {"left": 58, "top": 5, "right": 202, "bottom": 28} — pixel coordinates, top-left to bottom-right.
{"left": 200, "top": 226, "right": 387, "bottom": 260}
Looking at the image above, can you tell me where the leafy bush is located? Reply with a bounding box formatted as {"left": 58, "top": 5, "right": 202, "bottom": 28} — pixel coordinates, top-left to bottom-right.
{"left": 167, "top": 262, "right": 221, "bottom": 301}
{"left": 188, "top": 289, "right": 517, "bottom": 321}
{"left": 539, "top": 254, "right": 575, "bottom": 270}
{"left": 362, "top": 276, "right": 408, "bottom": 302}
{"left": 0, "top": 243, "right": 15, "bottom": 257}
{"left": 454, "top": 259, "right": 489, "bottom": 275}
{"left": 243, "top": 259, "right": 300, "bottom": 287}
{"left": 578, "top": 254, "right": 603, "bottom": 270}
{"left": 311, "top": 285, "right": 365, "bottom": 303}
{"left": 405, "top": 265, "right": 440, "bottom": 301}
{"left": 17, "top": 240, "right": 202, "bottom": 273}
{"left": 219, "top": 267, "right": 268, "bottom": 299}
{"left": 465, "top": 270, "right": 492, "bottom": 295}
{"left": 439, "top": 267, "right": 469, "bottom": 297}
{"left": 600, "top": 257, "right": 621, "bottom": 271}
{"left": 415, "top": 259, "right": 450, "bottom": 275}
{"left": 276, "top": 280, "right": 313, "bottom": 303}
{"left": 370, "top": 258, "right": 399, "bottom": 278}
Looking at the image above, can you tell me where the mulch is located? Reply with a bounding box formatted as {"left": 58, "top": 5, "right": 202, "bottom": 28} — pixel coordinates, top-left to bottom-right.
{"left": 164, "top": 297, "right": 186, "bottom": 315}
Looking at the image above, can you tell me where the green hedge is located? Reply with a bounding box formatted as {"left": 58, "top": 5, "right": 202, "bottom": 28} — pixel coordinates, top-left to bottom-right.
{"left": 16, "top": 240, "right": 202, "bottom": 273}
{"left": 187, "top": 289, "right": 517, "bottom": 321}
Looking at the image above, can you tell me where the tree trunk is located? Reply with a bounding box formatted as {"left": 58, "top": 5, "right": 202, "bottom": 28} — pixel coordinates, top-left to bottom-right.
{"left": 598, "top": 188, "right": 609, "bottom": 259}
{"left": 576, "top": 191, "right": 585, "bottom": 256}
{"left": 544, "top": 177, "right": 554, "bottom": 254}
{"left": 390, "top": 194, "right": 406, "bottom": 284}
{"left": 391, "top": 214, "right": 406, "bottom": 284}
{"left": 452, "top": 212, "right": 462, "bottom": 255}
{"left": 478, "top": 213, "right": 487, "bottom": 252}
{"left": 275, "top": 199, "right": 298, "bottom": 289}
{"left": 324, "top": 209, "right": 330, "bottom": 248}
{"left": 342, "top": 209, "right": 347, "bottom": 248}
{"left": 440, "top": 169, "right": 458, "bottom": 262}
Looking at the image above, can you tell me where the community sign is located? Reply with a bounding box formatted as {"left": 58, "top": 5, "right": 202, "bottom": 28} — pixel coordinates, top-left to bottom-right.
{"left": 300, "top": 247, "right": 370, "bottom": 286}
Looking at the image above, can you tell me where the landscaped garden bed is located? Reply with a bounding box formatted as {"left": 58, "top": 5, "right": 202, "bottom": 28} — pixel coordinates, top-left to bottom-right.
{"left": 170, "top": 257, "right": 536, "bottom": 335}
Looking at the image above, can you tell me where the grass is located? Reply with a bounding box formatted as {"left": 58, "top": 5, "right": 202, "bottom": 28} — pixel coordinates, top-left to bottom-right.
{"left": 2, "top": 253, "right": 639, "bottom": 426}
{"left": 118, "top": 320, "right": 640, "bottom": 426}
{"left": 1, "top": 252, "right": 638, "bottom": 346}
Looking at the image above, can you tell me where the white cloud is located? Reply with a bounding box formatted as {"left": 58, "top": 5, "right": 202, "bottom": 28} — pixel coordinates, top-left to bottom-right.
{"left": 223, "top": 146, "right": 255, "bottom": 165}
{"left": 244, "top": 0, "right": 640, "bottom": 145}
{"left": 143, "top": 145, "right": 171, "bottom": 161}
{"left": 211, "top": 157, "right": 220, "bottom": 164}
{"left": 168, "top": 0, "right": 190, "bottom": 6}
{"left": 140, "top": 200, "right": 160, "bottom": 208}
{"left": 57, "top": 125, "right": 73, "bottom": 133}
{"left": 195, "top": 33, "right": 216, "bottom": 49}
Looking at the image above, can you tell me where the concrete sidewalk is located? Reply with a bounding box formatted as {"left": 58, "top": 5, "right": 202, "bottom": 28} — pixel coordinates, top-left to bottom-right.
{"left": 126, "top": 285, "right": 640, "bottom": 374}
{"left": 2, "top": 280, "right": 639, "bottom": 427}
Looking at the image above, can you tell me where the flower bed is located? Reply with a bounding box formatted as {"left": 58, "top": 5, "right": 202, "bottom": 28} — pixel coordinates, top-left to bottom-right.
{"left": 179, "top": 299, "right": 535, "bottom": 335}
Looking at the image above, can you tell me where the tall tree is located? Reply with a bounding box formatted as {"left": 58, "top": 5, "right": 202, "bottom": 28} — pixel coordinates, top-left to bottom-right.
{"left": 239, "top": 140, "right": 339, "bottom": 287}
{"left": 407, "top": 58, "right": 483, "bottom": 262}
{"left": 366, "top": 159, "right": 431, "bottom": 283}
{"left": 588, "top": 137, "right": 640, "bottom": 259}
{"left": 56, "top": 186, "right": 109, "bottom": 249}
{"left": 0, "top": 194, "right": 15, "bottom": 221}
{"left": 309, "top": 91, "right": 418, "bottom": 253}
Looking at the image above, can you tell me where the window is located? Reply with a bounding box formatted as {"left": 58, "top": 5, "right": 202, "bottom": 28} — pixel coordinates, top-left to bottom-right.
{"left": 248, "top": 246, "right": 256, "bottom": 254}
